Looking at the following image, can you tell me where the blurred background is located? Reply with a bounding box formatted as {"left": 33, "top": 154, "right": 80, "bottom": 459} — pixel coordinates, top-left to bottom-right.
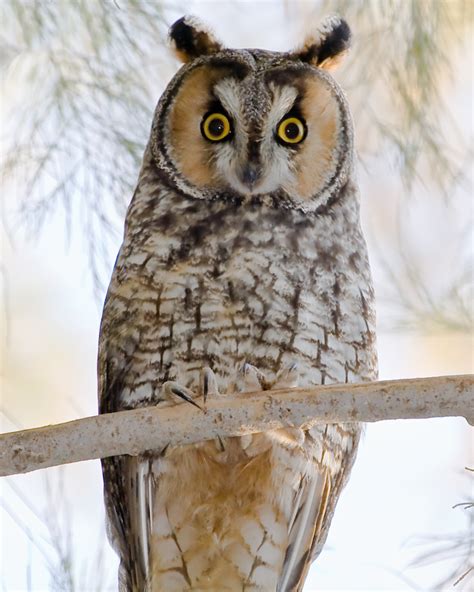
{"left": 1, "top": 1, "right": 472, "bottom": 590}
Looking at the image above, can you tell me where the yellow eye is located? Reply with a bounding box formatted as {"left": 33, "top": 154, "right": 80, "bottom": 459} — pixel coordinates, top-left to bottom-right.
{"left": 277, "top": 116, "right": 306, "bottom": 145}
{"left": 201, "top": 112, "right": 232, "bottom": 142}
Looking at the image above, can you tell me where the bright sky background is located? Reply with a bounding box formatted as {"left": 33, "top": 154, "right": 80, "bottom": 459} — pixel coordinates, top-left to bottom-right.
{"left": 1, "top": 2, "right": 473, "bottom": 591}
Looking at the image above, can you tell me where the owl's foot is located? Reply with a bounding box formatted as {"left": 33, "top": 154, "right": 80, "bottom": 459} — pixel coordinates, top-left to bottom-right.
{"left": 230, "top": 362, "right": 303, "bottom": 449}
{"left": 230, "top": 363, "right": 271, "bottom": 393}
{"left": 161, "top": 381, "right": 204, "bottom": 410}
{"left": 231, "top": 361, "right": 300, "bottom": 392}
{"left": 161, "top": 366, "right": 219, "bottom": 409}
{"left": 273, "top": 362, "right": 299, "bottom": 389}
{"left": 199, "top": 366, "right": 219, "bottom": 402}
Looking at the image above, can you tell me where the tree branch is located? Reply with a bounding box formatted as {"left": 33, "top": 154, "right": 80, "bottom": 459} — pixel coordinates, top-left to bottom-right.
{"left": 1, "top": 375, "right": 472, "bottom": 477}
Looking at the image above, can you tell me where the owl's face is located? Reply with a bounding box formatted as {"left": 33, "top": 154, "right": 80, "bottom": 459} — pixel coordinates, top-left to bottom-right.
{"left": 151, "top": 16, "right": 354, "bottom": 212}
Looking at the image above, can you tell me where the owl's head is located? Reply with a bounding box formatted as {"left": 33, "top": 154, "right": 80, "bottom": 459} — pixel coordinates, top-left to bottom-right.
{"left": 150, "top": 16, "right": 354, "bottom": 212}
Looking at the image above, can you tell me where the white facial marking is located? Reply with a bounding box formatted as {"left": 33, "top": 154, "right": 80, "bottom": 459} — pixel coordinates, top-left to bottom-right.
{"left": 209, "top": 80, "right": 301, "bottom": 196}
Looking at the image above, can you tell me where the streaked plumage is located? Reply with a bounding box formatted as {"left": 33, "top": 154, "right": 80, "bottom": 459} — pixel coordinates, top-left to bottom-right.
{"left": 98, "top": 15, "right": 377, "bottom": 592}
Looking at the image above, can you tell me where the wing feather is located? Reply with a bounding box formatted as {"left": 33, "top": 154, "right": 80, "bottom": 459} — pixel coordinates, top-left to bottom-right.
{"left": 277, "top": 423, "right": 361, "bottom": 592}
{"left": 99, "top": 336, "right": 155, "bottom": 592}
{"left": 277, "top": 467, "right": 330, "bottom": 592}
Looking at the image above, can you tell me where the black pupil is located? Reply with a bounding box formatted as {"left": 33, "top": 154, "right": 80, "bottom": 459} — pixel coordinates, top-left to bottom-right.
{"left": 285, "top": 122, "right": 300, "bottom": 140}
{"left": 209, "top": 118, "right": 225, "bottom": 136}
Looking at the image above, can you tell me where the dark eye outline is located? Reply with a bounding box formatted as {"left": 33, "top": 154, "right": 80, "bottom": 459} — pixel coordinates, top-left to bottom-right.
{"left": 201, "top": 112, "right": 233, "bottom": 142}
{"left": 276, "top": 115, "right": 307, "bottom": 146}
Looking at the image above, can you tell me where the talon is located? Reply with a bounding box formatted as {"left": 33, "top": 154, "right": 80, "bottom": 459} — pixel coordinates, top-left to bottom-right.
{"left": 160, "top": 443, "right": 170, "bottom": 457}
{"left": 199, "top": 367, "right": 219, "bottom": 402}
{"left": 248, "top": 364, "right": 271, "bottom": 390}
{"left": 162, "top": 381, "right": 203, "bottom": 410}
{"left": 231, "top": 363, "right": 269, "bottom": 393}
{"left": 216, "top": 435, "right": 226, "bottom": 452}
{"left": 274, "top": 362, "right": 299, "bottom": 389}
{"left": 241, "top": 363, "right": 262, "bottom": 391}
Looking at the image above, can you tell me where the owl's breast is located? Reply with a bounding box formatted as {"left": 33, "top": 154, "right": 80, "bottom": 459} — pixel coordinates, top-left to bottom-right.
{"left": 211, "top": 209, "right": 375, "bottom": 386}
{"left": 103, "top": 194, "right": 377, "bottom": 408}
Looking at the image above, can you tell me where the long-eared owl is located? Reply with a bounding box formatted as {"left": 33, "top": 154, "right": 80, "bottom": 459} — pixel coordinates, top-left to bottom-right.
{"left": 98, "top": 14, "right": 377, "bottom": 592}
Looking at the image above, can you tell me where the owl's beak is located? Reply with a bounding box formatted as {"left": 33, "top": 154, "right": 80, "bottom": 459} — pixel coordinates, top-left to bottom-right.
{"left": 240, "top": 164, "right": 260, "bottom": 190}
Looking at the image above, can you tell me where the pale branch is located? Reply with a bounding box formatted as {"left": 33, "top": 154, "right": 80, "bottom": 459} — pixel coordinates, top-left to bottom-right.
{"left": 1, "top": 375, "right": 472, "bottom": 478}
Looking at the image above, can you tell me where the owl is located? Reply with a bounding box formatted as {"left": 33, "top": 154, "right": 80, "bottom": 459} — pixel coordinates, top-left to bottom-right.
{"left": 98, "top": 14, "right": 377, "bottom": 592}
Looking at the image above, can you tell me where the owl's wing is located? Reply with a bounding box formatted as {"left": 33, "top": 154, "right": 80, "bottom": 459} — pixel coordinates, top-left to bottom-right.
{"left": 277, "top": 426, "right": 361, "bottom": 592}
{"left": 308, "top": 429, "right": 361, "bottom": 563}
{"left": 277, "top": 466, "right": 330, "bottom": 592}
{"left": 99, "top": 340, "right": 155, "bottom": 592}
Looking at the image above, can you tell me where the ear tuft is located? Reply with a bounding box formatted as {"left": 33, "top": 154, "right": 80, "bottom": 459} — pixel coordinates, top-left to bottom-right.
{"left": 295, "top": 16, "right": 351, "bottom": 70}
{"left": 169, "top": 16, "right": 223, "bottom": 63}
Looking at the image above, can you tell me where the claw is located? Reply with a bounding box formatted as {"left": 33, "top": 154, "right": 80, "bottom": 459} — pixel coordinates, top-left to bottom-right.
{"left": 216, "top": 435, "right": 226, "bottom": 452}
{"left": 162, "top": 381, "right": 203, "bottom": 411}
{"left": 232, "top": 363, "right": 269, "bottom": 393}
{"left": 199, "top": 367, "right": 219, "bottom": 403}
{"left": 274, "top": 362, "right": 299, "bottom": 389}
{"left": 160, "top": 443, "right": 170, "bottom": 457}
